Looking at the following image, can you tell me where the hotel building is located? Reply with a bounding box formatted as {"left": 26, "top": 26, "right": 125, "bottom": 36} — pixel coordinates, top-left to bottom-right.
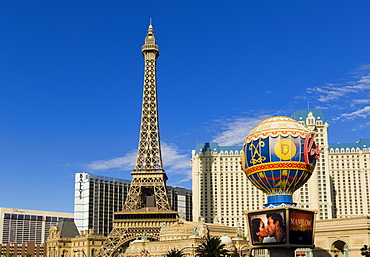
{"left": 0, "top": 207, "right": 73, "bottom": 244}
{"left": 168, "top": 186, "right": 193, "bottom": 221}
{"left": 291, "top": 110, "right": 333, "bottom": 220}
{"left": 191, "top": 143, "right": 265, "bottom": 234}
{"left": 191, "top": 110, "right": 370, "bottom": 234}
{"left": 0, "top": 242, "right": 46, "bottom": 257}
{"left": 74, "top": 173, "right": 131, "bottom": 236}
{"left": 329, "top": 139, "right": 370, "bottom": 218}
{"left": 74, "top": 173, "right": 192, "bottom": 235}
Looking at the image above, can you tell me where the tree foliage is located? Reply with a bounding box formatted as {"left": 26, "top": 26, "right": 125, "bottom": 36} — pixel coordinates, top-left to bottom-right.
{"left": 361, "top": 245, "right": 370, "bottom": 256}
{"left": 165, "top": 249, "right": 185, "bottom": 257}
{"left": 197, "top": 236, "right": 228, "bottom": 257}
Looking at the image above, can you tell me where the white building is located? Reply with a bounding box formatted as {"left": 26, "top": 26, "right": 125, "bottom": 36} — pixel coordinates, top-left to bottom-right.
{"left": 74, "top": 173, "right": 192, "bottom": 235}
{"left": 167, "top": 186, "right": 193, "bottom": 221}
{"left": 191, "top": 143, "right": 265, "bottom": 234}
{"left": 329, "top": 139, "right": 370, "bottom": 218}
{"left": 291, "top": 110, "right": 333, "bottom": 220}
{"left": 74, "top": 173, "right": 131, "bottom": 236}
{"left": 191, "top": 110, "right": 370, "bottom": 234}
{"left": 0, "top": 207, "right": 73, "bottom": 244}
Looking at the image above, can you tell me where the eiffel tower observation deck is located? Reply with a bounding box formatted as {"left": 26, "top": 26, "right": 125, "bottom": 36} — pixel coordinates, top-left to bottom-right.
{"left": 96, "top": 24, "right": 178, "bottom": 257}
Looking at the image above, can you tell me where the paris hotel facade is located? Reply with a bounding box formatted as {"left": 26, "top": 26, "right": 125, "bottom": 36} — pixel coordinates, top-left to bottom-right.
{"left": 191, "top": 109, "right": 370, "bottom": 233}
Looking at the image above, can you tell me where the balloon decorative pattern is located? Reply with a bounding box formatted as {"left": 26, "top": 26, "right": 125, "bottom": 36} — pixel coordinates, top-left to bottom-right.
{"left": 241, "top": 116, "right": 320, "bottom": 207}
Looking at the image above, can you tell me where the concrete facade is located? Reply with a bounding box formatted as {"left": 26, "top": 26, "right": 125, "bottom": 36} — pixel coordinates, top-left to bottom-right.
{"left": 313, "top": 216, "right": 370, "bottom": 256}
{"left": 0, "top": 207, "right": 74, "bottom": 244}
{"left": 329, "top": 139, "right": 370, "bottom": 218}
{"left": 191, "top": 143, "right": 265, "bottom": 235}
{"left": 292, "top": 110, "right": 333, "bottom": 220}
{"left": 47, "top": 220, "right": 106, "bottom": 257}
{"left": 0, "top": 242, "right": 46, "bottom": 256}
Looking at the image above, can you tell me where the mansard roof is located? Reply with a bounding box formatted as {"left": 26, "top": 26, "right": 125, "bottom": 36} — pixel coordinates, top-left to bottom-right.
{"left": 194, "top": 143, "right": 242, "bottom": 155}
{"left": 329, "top": 139, "right": 370, "bottom": 150}
{"left": 56, "top": 219, "right": 80, "bottom": 238}
{"left": 291, "top": 109, "right": 326, "bottom": 123}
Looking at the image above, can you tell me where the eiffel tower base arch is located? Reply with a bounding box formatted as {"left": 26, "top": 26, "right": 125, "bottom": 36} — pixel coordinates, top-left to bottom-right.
{"left": 96, "top": 209, "right": 178, "bottom": 257}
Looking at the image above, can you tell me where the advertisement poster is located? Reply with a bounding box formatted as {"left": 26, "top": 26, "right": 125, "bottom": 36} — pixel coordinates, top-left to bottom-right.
{"left": 289, "top": 210, "right": 314, "bottom": 245}
{"left": 248, "top": 210, "right": 286, "bottom": 245}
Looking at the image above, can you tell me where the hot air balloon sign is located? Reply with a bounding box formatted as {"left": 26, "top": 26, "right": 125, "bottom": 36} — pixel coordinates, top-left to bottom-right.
{"left": 241, "top": 116, "right": 320, "bottom": 207}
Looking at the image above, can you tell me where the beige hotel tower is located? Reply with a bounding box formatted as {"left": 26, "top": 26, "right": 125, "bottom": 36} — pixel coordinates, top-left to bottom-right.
{"left": 192, "top": 110, "right": 370, "bottom": 235}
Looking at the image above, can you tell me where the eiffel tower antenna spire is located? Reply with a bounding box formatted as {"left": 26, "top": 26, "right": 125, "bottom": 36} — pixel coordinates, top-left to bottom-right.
{"left": 97, "top": 24, "right": 177, "bottom": 257}
{"left": 122, "top": 23, "right": 172, "bottom": 211}
{"left": 135, "top": 22, "right": 163, "bottom": 174}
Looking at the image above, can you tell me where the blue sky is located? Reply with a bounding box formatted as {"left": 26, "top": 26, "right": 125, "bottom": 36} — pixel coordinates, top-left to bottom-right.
{"left": 1, "top": 1, "right": 370, "bottom": 213}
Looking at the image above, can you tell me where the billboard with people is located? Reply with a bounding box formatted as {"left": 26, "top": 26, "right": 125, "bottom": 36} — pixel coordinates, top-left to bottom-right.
{"left": 248, "top": 210, "right": 286, "bottom": 245}
{"left": 246, "top": 206, "right": 316, "bottom": 248}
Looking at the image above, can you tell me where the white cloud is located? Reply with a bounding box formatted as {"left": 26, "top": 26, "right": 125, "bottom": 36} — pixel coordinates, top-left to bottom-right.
{"left": 310, "top": 104, "right": 330, "bottom": 110}
{"left": 351, "top": 121, "right": 370, "bottom": 131}
{"left": 83, "top": 142, "right": 192, "bottom": 183}
{"left": 300, "top": 66, "right": 370, "bottom": 126}
{"left": 306, "top": 73, "right": 370, "bottom": 103}
{"left": 161, "top": 142, "right": 192, "bottom": 177}
{"left": 212, "top": 115, "right": 271, "bottom": 146}
{"left": 335, "top": 106, "right": 370, "bottom": 120}
{"left": 355, "top": 64, "right": 370, "bottom": 72}
{"left": 350, "top": 99, "right": 370, "bottom": 107}
{"left": 85, "top": 151, "right": 137, "bottom": 171}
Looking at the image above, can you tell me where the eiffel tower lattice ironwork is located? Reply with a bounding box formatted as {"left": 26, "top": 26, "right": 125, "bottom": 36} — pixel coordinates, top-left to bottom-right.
{"left": 96, "top": 24, "right": 178, "bottom": 257}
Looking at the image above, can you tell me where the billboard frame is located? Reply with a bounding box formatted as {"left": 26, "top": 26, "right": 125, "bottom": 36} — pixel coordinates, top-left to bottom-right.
{"left": 245, "top": 206, "right": 317, "bottom": 249}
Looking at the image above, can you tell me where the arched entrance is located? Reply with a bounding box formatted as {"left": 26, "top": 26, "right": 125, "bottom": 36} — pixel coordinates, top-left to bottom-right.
{"left": 331, "top": 240, "right": 349, "bottom": 257}
{"left": 102, "top": 233, "right": 160, "bottom": 257}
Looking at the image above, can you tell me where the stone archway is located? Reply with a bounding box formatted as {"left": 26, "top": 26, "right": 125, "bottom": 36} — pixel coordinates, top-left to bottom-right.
{"left": 331, "top": 240, "right": 349, "bottom": 257}
{"left": 113, "top": 237, "right": 149, "bottom": 257}
{"left": 116, "top": 237, "right": 142, "bottom": 256}
{"left": 97, "top": 226, "right": 162, "bottom": 257}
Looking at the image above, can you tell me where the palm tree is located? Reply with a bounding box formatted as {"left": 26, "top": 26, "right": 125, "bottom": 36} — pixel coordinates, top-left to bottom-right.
{"left": 165, "top": 249, "right": 185, "bottom": 257}
{"left": 25, "top": 253, "right": 33, "bottom": 257}
{"left": 361, "top": 245, "right": 370, "bottom": 256}
{"left": 197, "top": 236, "right": 228, "bottom": 257}
{"left": 4, "top": 254, "right": 14, "bottom": 257}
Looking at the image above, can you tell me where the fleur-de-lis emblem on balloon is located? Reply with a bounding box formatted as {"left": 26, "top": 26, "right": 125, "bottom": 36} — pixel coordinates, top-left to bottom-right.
{"left": 249, "top": 141, "right": 266, "bottom": 164}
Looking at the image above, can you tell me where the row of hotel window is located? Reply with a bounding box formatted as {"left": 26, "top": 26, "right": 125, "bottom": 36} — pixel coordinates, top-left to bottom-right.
{"left": 3, "top": 213, "right": 73, "bottom": 222}
{"left": 330, "top": 148, "right": 369, "bottom": 153}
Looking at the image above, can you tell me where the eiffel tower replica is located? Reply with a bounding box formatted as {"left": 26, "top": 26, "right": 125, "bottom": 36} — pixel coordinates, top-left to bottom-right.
{"left": 96, "top": 24, "right": 178, "bottom": 257}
